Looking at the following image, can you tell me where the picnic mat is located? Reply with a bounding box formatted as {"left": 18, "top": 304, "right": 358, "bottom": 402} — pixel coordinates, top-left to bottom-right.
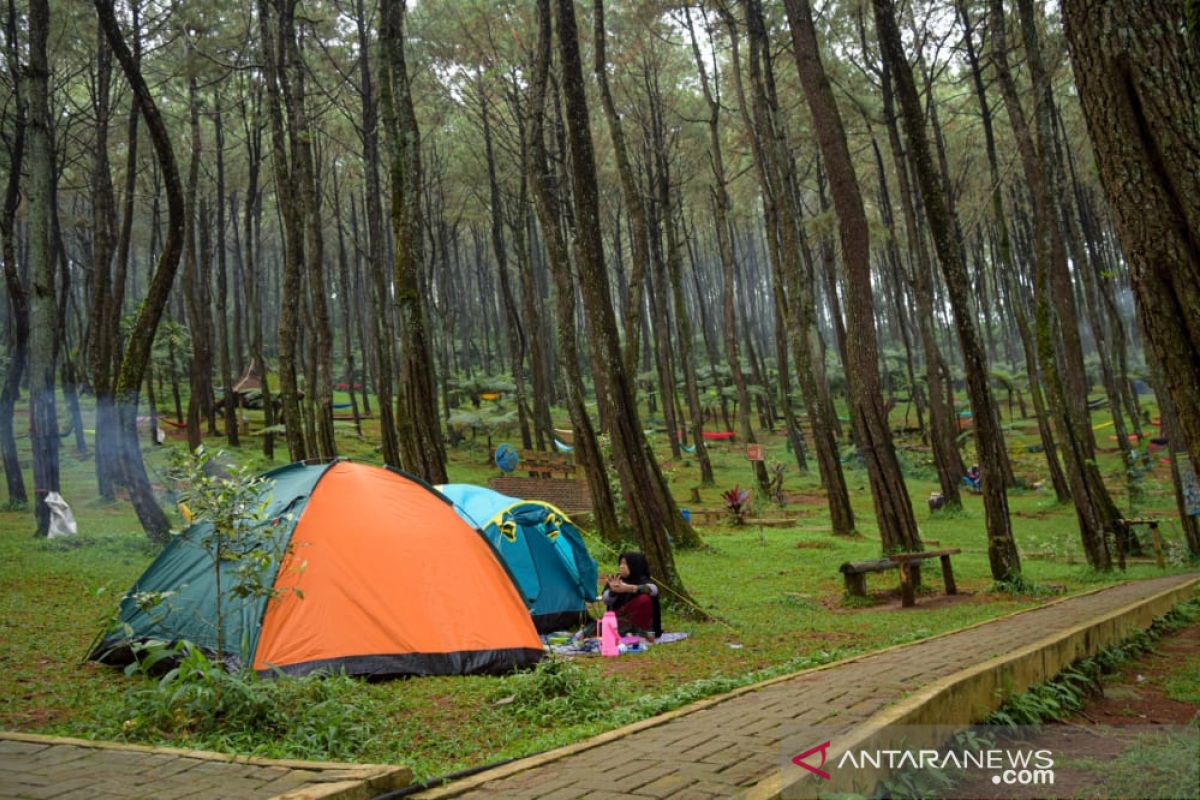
{"left": 543, "top": 631, "right": 690, "bottom": 656}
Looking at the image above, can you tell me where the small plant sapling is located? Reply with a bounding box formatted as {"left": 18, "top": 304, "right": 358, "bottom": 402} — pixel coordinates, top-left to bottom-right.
{"left": 165, "top": 447, "right": 296, "bottom": 665}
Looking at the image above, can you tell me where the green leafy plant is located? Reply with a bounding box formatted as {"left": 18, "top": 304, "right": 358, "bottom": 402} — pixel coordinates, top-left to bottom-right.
{"left": 165, "top": 447, "right": 284, "bottom": 663}
{"left": 722, "top": 486, "right": 751, "bottom": 525}
{"left": 110, "top": 642, "right": 376, "bottom": 761}
{"left": 491, "top": 656, "right": 614, "bottom": 726}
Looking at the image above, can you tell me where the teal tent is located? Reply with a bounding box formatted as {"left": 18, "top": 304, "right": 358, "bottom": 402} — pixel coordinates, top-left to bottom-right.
{"left": 91, "top": 462, "right": 544, "bottom": 678}
{"left": 438, "top": 484, "right": 599, "bottom": 633}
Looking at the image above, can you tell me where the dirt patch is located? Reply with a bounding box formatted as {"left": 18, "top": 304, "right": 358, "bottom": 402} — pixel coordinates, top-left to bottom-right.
{"left": 953, "top": 623, "right": 1200, "bottom": 799}
{"left": 779, "top": 492, "right": 830, "bottom": 506}
{"left": 820, "top": 584, "right": 1001, "bottom": 613}
{"left": 844, "top": 589, "right": 982, "bottom": 613}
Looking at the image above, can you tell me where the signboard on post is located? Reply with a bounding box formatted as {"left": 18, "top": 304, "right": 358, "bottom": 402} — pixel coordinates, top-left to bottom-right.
{"left": 747, "top": 443, "right": 764, "bottom": 462}
{"left": 1179, "top": 454, "right": 1200, "bottom": 516}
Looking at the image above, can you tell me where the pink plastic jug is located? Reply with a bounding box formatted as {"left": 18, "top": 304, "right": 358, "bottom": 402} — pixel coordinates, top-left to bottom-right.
{"left": 600, "top": 611, "right": 621, "bottom": 657}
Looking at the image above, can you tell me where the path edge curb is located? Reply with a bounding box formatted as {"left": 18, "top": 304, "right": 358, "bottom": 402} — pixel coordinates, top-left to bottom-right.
{"left": 412, "top": 574, "right": 1197, "bottom": 799}
{"left": 0, "top": 731, "right": 411, "bottom": 800}
{"left": 741, "top": 574, "right": 1200, "bottom": 799}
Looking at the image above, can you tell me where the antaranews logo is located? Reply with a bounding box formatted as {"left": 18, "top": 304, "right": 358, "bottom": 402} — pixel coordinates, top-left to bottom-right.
{"left": 790, "top": 741, "right": 832, "bottom": 780}
{"left": 790, "top": 741, "right": 1054, "bottom": 787}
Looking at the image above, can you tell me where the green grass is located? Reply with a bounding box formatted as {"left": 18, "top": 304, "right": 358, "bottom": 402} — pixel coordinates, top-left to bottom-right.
{"left": 0, "top": 389, "right": 1195, "bottom": 781}
{"left": 1163, "top": 660, "right": 1200, "bottom": 704}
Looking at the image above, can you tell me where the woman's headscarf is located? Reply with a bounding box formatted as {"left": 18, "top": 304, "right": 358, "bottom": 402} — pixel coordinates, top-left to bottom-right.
{"left": 613, "top": 551, "right": 661, "bottom": 636}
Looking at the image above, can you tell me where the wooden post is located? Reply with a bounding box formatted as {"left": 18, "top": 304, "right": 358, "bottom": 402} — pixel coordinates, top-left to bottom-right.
{"left": 1150, "top": 522, "right": 1166, "bottom": 569}
{"left": 899, "top": 560, "right": 915, "bottom": 607}
{"left": 940, "top": 554, "right": 957, "bottom": 595}
{"left": 843, "top": 572, "right": 866, "bottom": 597}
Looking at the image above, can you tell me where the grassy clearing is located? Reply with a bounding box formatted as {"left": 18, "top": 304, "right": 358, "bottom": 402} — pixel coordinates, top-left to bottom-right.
{"left": 0, "top": 391, "right": 1194, "bottom": 781}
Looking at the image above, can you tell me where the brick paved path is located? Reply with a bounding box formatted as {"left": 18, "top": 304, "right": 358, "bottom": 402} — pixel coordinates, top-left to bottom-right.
{"left": 0, "top": 734, "right": 407, "bottom": 800}
{"left": 416, "top": 574, "right": 1198, "bottom": 800}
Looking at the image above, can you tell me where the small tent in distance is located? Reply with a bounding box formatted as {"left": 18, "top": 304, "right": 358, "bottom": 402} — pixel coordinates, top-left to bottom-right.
{"left": 92, "top": 461, "right": 543, "bottom": 678}
{"left": 439, "top": 483, "right": 599, "bottom": 633}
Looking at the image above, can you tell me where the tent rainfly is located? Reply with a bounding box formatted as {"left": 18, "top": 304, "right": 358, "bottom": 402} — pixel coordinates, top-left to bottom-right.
{"left": 92, "top": 461, "right": 543, "bottom": 678}
{"left": 438, "top": 483, "right": 599, "bottom": 633}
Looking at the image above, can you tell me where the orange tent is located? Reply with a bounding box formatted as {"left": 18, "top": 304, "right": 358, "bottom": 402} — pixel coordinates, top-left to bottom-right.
{"left": 94, "top": 461, "right": 544, "bottom": 678}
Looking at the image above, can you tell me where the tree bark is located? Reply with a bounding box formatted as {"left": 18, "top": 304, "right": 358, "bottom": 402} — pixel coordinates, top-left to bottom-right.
{"left": 525, "top": 0, "right": 622, "bottom": 543}
{"left": 379, "top": 0, "right": 447, "bottom": 483}
{"left": 0, "top": 0, "right": 28, "bottom": 507}
{"left": 214, "top": 97, "right": 238, "bottom": 447}
{"left": 592, "top": 0, "right": 649, "bottom": 382}
{"left": 550, "top": 0, "right": 703, "bottom": 598}
{"left": 1061, "top": 0, "right": 1200, "bottom": 477}
{"left": 782, "top": 0, "right": 920, "bottom": 553}
{"left": 28, "top": 0, "right": 59, "bottom": 535}
{"left": 990, "top": 0, "right": 1119, "bottom": 569}
{"left": 479, "top": 83, "right": 532, "bottom": 451}
{"left": 95, "top": 0, "right": 186, "bottom": 541}
{"left": 956, "top": 0, "right": 1069, "bottom": 502}
{"left": 727, "top": 2, "right": 855, "bottom": 533}
{"left": 352, "top": 0, "right": 398, "bottom": 466}
{"left": 88, "top": 24, "right": 120, "bottom": 498}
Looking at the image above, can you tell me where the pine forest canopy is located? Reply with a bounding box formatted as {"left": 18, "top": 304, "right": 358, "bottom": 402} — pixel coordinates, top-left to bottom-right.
{"left": 2, "top": 0, "right": 1198, "bottom": 597}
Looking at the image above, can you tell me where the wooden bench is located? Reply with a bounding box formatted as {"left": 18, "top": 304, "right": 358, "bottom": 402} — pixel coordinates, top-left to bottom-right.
{"left": 840, "top": 548, "right": 962, "bottom": 608}
{"left": 516, "top": 449, "right": 575, "bottom": 479}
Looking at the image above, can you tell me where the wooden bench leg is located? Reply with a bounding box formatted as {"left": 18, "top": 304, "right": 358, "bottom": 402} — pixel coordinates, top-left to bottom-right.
{"left": 1150, "top": 523, "right": 1165, "bottom": 570}
{"left": 940, "top": 555, "right": 957, "bottom": 595}
{"left": 844, "top": 573, "right": 866, "bottom": 598}
{"left": 899, "top": 563, "right": 915, "bottom": 608}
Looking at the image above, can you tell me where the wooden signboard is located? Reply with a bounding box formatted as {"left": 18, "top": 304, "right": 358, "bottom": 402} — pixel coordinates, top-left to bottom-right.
{"left": 747, "top": 443, "right": 764, "bottom": 462}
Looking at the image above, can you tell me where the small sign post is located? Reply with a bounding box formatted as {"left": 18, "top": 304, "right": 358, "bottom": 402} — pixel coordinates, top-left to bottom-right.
{"left": 747, "top": 443, "right": 764, "bottom": 462}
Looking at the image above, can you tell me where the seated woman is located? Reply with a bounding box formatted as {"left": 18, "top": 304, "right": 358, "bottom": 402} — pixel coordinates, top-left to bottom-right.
{"left": 602, "top": 551, "right": 662, "bottom": 640}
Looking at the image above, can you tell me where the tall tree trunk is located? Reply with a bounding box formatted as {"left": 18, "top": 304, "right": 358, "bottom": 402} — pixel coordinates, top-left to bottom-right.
{"left": 260, "top": 0, "right": 307, "bottom": 461}
{"left": 875, "top": 53, "right": 965, "bottom": 507}
{"left": 658, "top": 146, "right": 714, "bottom": 486}
{"left": 331, "top": 167, "right": 363, "bottom": 436}
{"left": 687, "top": 4, "right": 768, "bottom": 493}
{"left": 214, "top": 98, "right": 238, "bottom": 447}
{"left": 990, "top": 0, "right": 1118, "bottom": 569}
{"left": 89, "top": 24, "right": 120, "bottom": 498}
{"left": 288, "top": 37, "right": 336, "bottom": 461}
{"left": 525, "top": 0, "right": 622, "bottom": 543}
{"left": 592, "top": 0, "right": 648, "bottom": 381}
{"left": 782, "top": 0, "right": 920, "bottom": 553}
{"left": 727, "top": 3, "right": 855, "bottom": 533}
{"left": 479, "top": 83, "right": 532, "bottom": 450}
{"left": 379, "top": 0, "right": 447, "bottom": 483}
{"left": 353, "top": 0, "right": 398, "bottom": 466}
{"left": 1061, "top": 0, "right": 1200, "bottom": 477}
{"left": 956, "top": 0, "right": 1069, "bottom": 502}
{"left": 0, "top": 0, "right": 28, "bottom": 507}
{"left": 874, "top": 0, "right": 1021, "bottom": 580}
{"left": 239, "top": 80, "right": 274, "bottom": 460}
{"left": 182, "top": 69, "right": 206, "bottom": 452}
{"left": 95, "top": 0, "right": 186, "bottom": 541}
{"left": 28, "top": 0, "right": 59, "bottom": 535}
{"left": 550, "top": 0, "right": 702, "bottom": 599}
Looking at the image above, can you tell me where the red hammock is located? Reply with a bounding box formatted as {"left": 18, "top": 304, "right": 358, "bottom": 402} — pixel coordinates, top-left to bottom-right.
{"left": 672, "top": 430, "right": 736, "bottom": 441}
